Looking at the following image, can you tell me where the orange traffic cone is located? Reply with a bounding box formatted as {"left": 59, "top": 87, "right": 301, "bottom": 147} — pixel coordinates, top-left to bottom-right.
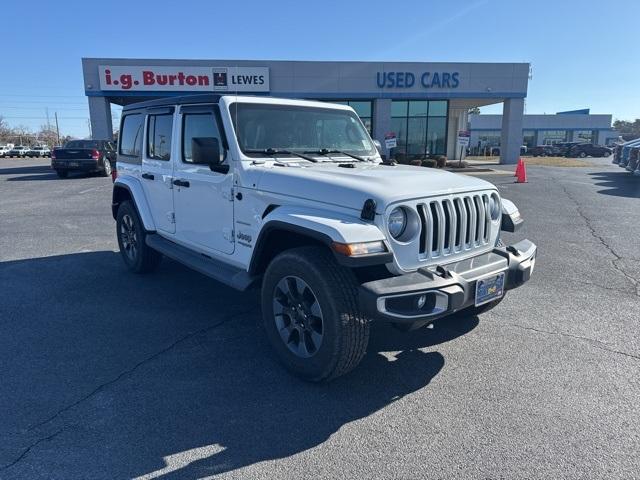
{"left": 516, "top": 159, "right": 527, "bottom": 183}
{"left": 514, "top": 158, "right": 523, "bottom": 177}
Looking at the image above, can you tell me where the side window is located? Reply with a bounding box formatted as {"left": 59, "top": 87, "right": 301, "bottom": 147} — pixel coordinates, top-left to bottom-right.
{"left": 119, "top": 114, "right": 143, "bottom": 157}
{"left": 182, "top": 113, "right": 224, "bottom": 164}
{"left": 147, "top": 114, "right": 173, "bottom": 161}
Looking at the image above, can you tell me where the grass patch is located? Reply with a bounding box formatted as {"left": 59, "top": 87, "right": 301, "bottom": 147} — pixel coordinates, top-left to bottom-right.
{"left": 466, "top": 156, "right": 591, "bottom": 167}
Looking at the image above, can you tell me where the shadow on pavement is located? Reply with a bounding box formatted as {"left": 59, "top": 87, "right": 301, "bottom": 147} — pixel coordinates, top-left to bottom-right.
{"left": 0, "top": 251, "right": 477, "bottom": 478}
{"left": 0, "top": 164, "right": 53, "bottom": 176}
{"left": 589, "top": 171, "right": 640, "bottom": 198}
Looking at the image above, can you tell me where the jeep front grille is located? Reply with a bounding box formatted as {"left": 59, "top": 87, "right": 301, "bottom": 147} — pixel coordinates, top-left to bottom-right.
{"left": 416, "top": 194, "right": 491, "bottom": 258}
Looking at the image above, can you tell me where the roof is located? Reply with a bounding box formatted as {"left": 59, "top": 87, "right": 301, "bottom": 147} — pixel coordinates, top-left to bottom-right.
{"left": 122, "top": 94, "right": 222, "bottom": 111}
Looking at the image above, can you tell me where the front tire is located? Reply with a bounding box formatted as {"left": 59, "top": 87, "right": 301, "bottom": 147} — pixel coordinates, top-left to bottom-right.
{"left": 261, "top": 246, "right": 370, "bottom": 382}
{"left": 116, "top": 201, "right": 162, "bottom": 273}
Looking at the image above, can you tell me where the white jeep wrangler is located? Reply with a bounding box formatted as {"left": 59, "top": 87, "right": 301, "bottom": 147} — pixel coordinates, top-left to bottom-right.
{"left": 112, "top": 94, "right": 536, "bottom": 381}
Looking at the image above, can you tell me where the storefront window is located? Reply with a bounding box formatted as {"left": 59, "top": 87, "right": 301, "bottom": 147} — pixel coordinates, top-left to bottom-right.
{"left": 574, "top": 130, "right": 594, "bottom": 143}
{"left": 540, "top": 130, "right": 567, "bottom": 145}
{"left": 523, "top": 130, "right": 536, "bottom": 148}
{"left": 390, "top": 100, "right": 448, "bottom": 159}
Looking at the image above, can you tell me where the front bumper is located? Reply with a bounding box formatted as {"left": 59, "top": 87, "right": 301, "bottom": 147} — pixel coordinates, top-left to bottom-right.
{"left": 360, "top": 239, "right": 537, "bottom": 323}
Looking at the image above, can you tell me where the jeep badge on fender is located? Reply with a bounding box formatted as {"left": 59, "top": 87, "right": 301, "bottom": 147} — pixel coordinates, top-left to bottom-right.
{"left": 111, "top": 94, "right": 537, "bottom": 382}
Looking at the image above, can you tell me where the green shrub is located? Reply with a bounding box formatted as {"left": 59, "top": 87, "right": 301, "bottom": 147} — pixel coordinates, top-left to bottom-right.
{"left": 422, "top": 159, "right": 437, "bottom": 168}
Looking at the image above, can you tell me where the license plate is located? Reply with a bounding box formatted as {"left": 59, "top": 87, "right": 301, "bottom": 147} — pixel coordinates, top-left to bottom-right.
{"left": 68, "top": 162, "right": 78, "bottom": 167}
{"left": 475, "top": 272, "right": 505, "bottom": 306}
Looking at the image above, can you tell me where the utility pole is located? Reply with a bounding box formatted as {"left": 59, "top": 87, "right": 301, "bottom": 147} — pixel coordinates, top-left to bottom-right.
{"left": 54, "top": 112, "right": 60, "bottom": 145}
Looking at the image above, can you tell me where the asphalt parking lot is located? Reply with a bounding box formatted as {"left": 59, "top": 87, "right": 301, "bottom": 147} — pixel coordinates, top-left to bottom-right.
{"left": 1, "top": 157, "right": 639, "bottom": 479}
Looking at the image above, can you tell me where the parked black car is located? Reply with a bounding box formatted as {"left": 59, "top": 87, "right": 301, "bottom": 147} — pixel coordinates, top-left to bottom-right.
{"left": 567, "top": 143, "right": 612, "bottom": 158}
{"left": 553, "top": 142, "right": 586, "bottom": 157}
{"left": 529, "top": 145, "right": 558, "bottom": 157}
{"left": 51, "top": 140, "right": 116, "bottom": 178}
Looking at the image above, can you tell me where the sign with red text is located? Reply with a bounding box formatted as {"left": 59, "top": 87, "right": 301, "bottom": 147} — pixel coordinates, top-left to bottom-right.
{"left": 98, "top": 66, "right": 270, "bottom": 92}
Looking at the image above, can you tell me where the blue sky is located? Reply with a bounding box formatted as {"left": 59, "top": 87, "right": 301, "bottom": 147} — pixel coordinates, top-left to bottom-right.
{"left": 1, "top": 0, "right": 638, "bottom": 138}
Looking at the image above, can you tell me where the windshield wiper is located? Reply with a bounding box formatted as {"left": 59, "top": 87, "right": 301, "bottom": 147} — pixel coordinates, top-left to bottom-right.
{"left": 304, "top": 148, "right": 367, "bottom": 162}
{"left": 245, "top": 148, "right": 318, "bottom": 163}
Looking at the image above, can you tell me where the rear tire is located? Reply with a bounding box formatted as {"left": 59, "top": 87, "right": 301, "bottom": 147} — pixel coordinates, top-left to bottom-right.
{"left": 55, "top": 170, "right": 68, "bottom": 178}
{"left": 116, "top": 201, "right": 162, "bottom": 273}
{"left": 101, "top": 159, "right": 112, "bottom": 177}
{"left": 261, "top": 246, "right": 370, "bottom": 382}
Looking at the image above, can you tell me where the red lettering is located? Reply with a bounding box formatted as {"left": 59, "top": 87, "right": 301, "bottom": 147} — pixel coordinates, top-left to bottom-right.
{"left": 168, "top": 75, "right": 177, "bottom": 85}
{"left": 120, "top": 74, "right": 133, "bottom": 90}
{"left": 197, "top": 75, "right": 209, "bottom": 86}
{"left": 104, "top": 69, "right": 112, "bottom": 85}
{"left": 177, "top": 72, "right": 185, "bottom": 85}
{"left": 157, "top": 74, "right": 168, "bottom": 85}
{"left": 142, "top": 71, "right": 155, "bottom": 85}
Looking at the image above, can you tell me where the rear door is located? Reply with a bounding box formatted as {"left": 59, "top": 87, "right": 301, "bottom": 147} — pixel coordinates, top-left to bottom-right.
{"left": 172, "top": 105, "right": 234, "bottom": 254}
{"left": 140, "top": 108, "right": 176, "bottom": 234}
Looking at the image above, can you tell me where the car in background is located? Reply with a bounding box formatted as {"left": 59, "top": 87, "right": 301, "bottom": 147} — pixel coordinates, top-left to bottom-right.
{"left": 567, "top": 143, "right": 612, "bottom": 158}
{"left": 51, "top": 139, "right": 116, "bottom": 178}
{"left": 615, "top": 138, "right": 640, "bottom": 168}
{"left": 551, "top": 142, "right": 585, "bottom": 157}
{"left": 27, "top": 145, "right": 51, "bottom": 158}
{"left": 0, "top": 144, "right": 15, "bottom": 157}
{"left": 529, "top": 145, "right": 559, "bottom": 157}
{"left": 625, "top": 146, "right": 640, "bottom": 173}
{"left": 7, "top": 145, "right": 31, "bottom": 158}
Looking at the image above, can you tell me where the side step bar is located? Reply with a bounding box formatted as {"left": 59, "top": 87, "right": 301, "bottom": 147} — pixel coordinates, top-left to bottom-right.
{"left": 145, "top": 234, "right": 256, "bottom": 291}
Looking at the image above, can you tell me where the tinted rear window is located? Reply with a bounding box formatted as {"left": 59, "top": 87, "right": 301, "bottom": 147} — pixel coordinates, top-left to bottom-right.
{"left": 65, "top": 140, "right": 100, "bottom": 149}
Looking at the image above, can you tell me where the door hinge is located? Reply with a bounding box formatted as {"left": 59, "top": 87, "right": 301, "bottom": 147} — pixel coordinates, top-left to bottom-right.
{"left": 222, "top": 187, "right": 234, "bottom": 201}
{"left": 167, "top": 212, "right": 175, "bottom": 224}
{"left": 223, "top": 228, "right": 234, "bottom": 242}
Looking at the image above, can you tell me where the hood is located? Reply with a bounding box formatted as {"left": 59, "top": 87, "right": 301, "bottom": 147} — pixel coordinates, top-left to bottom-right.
{"left": 256, "top": 162, "right": 496, "bottom": 213}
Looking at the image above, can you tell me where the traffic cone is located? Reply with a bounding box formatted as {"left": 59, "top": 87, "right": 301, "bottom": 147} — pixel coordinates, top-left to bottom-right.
{"left": 514, "top": 158, "right": 523, "bottom": 177}
{"left": 516, "top": 159, "right": 527, "bottom": 183}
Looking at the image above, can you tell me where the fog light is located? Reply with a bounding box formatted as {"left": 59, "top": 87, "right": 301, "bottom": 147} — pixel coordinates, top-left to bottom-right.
{"left": 416, "top": 294, "right": 427, "bottom": 309}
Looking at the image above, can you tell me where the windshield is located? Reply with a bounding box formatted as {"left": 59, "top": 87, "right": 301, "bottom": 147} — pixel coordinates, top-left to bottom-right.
{"left": 231, "top": 103, "right": 376, "bottom": 159}
{"left": 65, "top": 140, "right": 99, "bottom": 149}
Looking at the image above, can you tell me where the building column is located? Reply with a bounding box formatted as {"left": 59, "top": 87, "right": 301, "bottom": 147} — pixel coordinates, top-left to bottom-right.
{"left": 373, "top": 98, "right": 391, "bottom": 157}
{"left": 447, "top": 108, "right": 468, "bottom": 160}
{"left": 88, "top": 96, "right": 113, "bottom": 140}
{"left": 500, "top": 98, "right": 524, "bottom": 164}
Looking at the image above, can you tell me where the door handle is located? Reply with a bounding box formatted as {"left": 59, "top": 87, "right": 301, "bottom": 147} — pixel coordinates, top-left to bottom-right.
{"left": 141, "top": 173, "right": 155, "bottom": 180}
{"left": 173, "top": 179, "right": 190, "bottom": 188}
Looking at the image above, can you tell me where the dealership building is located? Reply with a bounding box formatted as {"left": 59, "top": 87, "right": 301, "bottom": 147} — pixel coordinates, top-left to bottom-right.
{"left": 469, "top": 109, "right": 619, "bottom": 154}
{"left": 82, "top": 57, "right": 530, "bottom": 164}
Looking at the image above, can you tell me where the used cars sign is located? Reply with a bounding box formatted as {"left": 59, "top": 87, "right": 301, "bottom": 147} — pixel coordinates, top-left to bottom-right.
{"left": 98, "top": 66, "right": 270, "bottom": 92}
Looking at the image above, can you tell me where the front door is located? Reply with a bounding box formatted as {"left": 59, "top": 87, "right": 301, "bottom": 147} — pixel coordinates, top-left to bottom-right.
{"left": 173, "top": 106, "right": 234, "bottom": 254}
{"left": 140, "top": 109, "right": 176, "bottom": 234}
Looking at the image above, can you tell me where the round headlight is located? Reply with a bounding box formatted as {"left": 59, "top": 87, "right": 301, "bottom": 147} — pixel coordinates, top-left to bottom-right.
{"left": 388, "top": 207, "right": 407, "bottom": 239}
{"left": 489, "top": 194, "right": 501, "bottom": 221}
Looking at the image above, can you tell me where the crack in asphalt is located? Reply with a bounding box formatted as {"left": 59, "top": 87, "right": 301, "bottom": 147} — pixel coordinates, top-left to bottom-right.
{"left": 508, "top": 323, "right": 640, "bottom": 362}
{"left": 557, "top": 180, "right": 640, "bottom": 297}
{"left": 26, "top": 308, "right": 256, "bottom": 433}
{"left": 0, "top": 429, "right": 63, "bottom": 472}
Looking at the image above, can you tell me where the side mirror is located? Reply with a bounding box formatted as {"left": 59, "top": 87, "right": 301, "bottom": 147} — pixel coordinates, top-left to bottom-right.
{"left": 192, "top": 137, "right": 228, "bottom": 173}
{"left": 373, "top": 139, "right": 382, "bottom": 153}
